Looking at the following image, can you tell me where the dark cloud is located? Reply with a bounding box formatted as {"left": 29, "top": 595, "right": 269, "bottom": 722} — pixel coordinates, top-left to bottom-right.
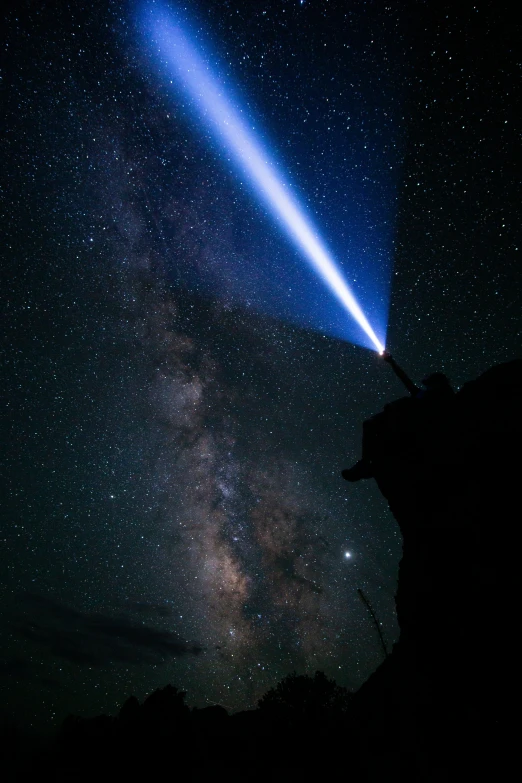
{"left": 39, "top": 677, "right": 64, "bottom": 691}
{"left": 273, "top": 552, "right": 323, "bottom": 595}
{"left": 0, "top": 656, "right": 63, "bottom": 691}
{"left": 0, "top": 657, "right": 32, "bottom": 682}
{"left": 122, "top": 600, "right": 174, "bottom": 618}
{"left": 11, "top": 594, "right": 204, "bottom": 667}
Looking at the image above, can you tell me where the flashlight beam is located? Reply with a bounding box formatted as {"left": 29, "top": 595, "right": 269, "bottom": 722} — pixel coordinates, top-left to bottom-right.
{"left": 143, "top": 5, "right": 385, "bottom": 353}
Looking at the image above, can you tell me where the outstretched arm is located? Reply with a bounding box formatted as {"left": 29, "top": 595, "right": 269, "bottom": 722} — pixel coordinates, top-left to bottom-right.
{"left": 382, "top": 352, "right": 420, "bottom": 397}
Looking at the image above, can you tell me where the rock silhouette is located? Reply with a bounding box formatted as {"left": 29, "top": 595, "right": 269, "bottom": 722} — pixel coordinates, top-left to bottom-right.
{"left": 352, "top": 359, "right": 521, "bottom": 780}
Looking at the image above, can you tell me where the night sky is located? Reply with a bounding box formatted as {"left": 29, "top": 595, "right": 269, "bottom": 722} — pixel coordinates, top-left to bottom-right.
{"left": 2, "top": 0, "right": 520, "bottom": 731}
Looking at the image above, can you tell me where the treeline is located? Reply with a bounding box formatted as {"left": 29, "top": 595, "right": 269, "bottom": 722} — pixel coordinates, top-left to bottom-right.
{"left": 6, "top": 672, "right": 361, "bottom": 782}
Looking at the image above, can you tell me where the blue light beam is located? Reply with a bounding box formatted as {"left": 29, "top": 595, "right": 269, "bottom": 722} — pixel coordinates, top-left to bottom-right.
{"left": 140, "top": 3, "right": 385, "bottom": 353}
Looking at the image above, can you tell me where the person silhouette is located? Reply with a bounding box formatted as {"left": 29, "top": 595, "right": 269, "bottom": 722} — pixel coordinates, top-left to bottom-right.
{"left": 342, "top": 353, "right": 454, "bottom": 481}
{"left": 382, "top": 351, "right": 420, "bottom": 397}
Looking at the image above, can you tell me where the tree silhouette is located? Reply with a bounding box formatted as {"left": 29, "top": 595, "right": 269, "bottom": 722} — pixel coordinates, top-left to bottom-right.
{"left": 118, "top": 694, "right": 141, "bottom": 723}
{"left": 141, "top": 684, "right": 189, "bottom": 724}
{"left": 258, "top": 671, "right": 352, "bottom": 722}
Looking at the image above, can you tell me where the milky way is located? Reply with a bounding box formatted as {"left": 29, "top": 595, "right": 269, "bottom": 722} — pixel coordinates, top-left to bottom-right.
{"left": 98, "top": 195, "right": 396, "bottom": 709}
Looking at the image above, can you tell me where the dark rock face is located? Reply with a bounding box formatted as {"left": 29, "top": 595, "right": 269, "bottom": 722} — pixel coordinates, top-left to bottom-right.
{"left": 354, "top": 360, "right": 522, "bottom": 780}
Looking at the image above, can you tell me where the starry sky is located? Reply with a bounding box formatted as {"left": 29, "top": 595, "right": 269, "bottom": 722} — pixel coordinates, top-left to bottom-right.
{"left": 2, "top": 0, "right": 520, "bottom": 730}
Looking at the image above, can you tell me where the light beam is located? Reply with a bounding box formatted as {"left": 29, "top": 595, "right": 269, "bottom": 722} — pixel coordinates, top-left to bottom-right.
{"left": 139, "top": 3, "right": 385, "bottom": 353}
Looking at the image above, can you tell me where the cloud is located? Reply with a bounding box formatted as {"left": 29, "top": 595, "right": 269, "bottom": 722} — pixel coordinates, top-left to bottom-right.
{"left": 0, "top": 657, "right": 32, "bottom": 682}
{"left": 122, "top": 600, "right": 174, "bottom": 618}
{"left": 11, "top": 594, "right": 204, "bottom": 667}
{"left": 0, "top": 656, "right": 63, "bottom": 691}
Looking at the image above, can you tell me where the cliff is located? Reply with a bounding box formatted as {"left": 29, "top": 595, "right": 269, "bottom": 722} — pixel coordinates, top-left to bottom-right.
{"left": 353, "top": 360, "right": 522, "bottom": 780}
